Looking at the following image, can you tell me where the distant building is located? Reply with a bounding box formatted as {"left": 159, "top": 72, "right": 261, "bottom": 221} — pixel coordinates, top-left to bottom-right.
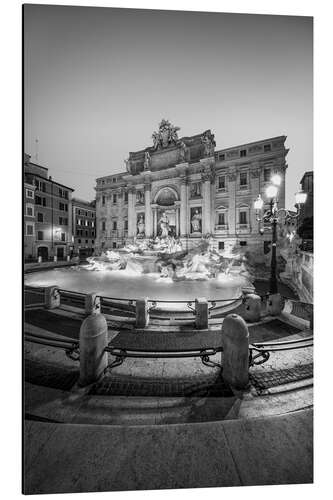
{"left": 95, "top": 120, "right": 288, "bottom": 259}
{"left": 297, "top": 171, "right": 313, "bottom": 248}
{"left": 72, "top": 198, "right": 96, "bottom": 259}
{"left": 24, "top": 180, "right": 36, "bottom": 260}
{"left": 299, "top": 171, "right": 313, "bottom": 222}
{"left": 24, "top": 154, "right": 74, "bottom": 261}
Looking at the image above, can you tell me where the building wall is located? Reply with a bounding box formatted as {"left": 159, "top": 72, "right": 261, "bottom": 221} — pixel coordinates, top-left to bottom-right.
{"left": 24, "top": 157, "right": 74, "bottom": 260}
{"left": 72, "top": 199, "right": 96, "bottom": 257}
{"left": 24, "top": 182, "right": 36, "bottom": 259}
{"left": 95, "top": 133, "right": 288, "bottom": 261}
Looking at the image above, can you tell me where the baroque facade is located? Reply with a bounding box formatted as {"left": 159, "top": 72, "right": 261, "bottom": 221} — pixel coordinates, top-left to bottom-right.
{"left": 95, "top": 121, "right": 288, "bottom": 259}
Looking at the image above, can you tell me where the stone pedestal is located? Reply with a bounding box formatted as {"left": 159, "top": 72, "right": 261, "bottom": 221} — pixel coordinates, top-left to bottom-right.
{"left": 195, "top": 297, "right": 208, "bottom": 329}
{"left": 79, "top": 312, "right": 108, "bottom": 386}
{"left": 242, "top": 293, "right": 261, "bottom": 323}
{"left": 222, "top": 314, "right": 249, "bottom": 390}
{"left": 85, "top": 293, "right": 101, "bottom": 316}
{"left": 136, "top": 298, "right": 149, "bottom": 328}
{"left": 44, "top": 286, "right": 60, "bottom": 310}
{"left": 267, "top": 293, "right": 283, "bottom": 316}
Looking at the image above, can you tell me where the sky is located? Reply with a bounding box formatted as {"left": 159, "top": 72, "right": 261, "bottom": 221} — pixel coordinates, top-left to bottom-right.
{"left": 24, "top": 5, "right": 313, "bottom": 209}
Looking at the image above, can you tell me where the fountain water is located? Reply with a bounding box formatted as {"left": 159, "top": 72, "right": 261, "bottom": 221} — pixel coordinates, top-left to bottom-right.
{"left": 25, "top": 236, "right": 254, "bottom": 306}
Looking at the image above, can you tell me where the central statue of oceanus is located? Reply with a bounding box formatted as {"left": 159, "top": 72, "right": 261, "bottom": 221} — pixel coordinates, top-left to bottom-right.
{"left": 152, "top": 119, "right": 180, "bottom": 150}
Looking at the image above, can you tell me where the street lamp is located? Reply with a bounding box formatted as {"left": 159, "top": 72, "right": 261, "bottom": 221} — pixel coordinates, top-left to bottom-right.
{"left": 254, "top": 174, "right": 307, "bottom": 295}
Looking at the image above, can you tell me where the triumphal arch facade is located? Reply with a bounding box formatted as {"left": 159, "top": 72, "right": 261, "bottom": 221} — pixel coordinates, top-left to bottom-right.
{"left": 95, "top": 119, "right": 288, "bottom": 258}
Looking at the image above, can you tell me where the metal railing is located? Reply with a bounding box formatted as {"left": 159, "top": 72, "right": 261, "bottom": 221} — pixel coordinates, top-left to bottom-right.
{"left": 25, "top": 330, "right": 80, "bottom": 361}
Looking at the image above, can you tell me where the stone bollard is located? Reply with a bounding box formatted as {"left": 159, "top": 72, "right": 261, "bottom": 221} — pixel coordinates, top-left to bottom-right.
{"left": 136, "top": 298, "right": 149, "bottom": 328}
{"left": 44, "top": 286, "right": 60, "bottom": 309}
{"left": 38, "top": 256, "right": 42, "bottom": 264}
{"left": 85, "top": 293, "right": 101, "bottom": 316}
{"left": 79, "top": 311, "right": 108, "bottom": 387}
{"left": 53, "top": 255, "right": 57, "bottom": 263}
{"left": 195, "top": 297, "right": 209, "bottom": 329}
{"left": 242, "top": 293, "right": 261, "bottom": 323}
{"left": 267, "top": 293, "right": 283, "bottom": 316}
{"left": 222, "top": 314, "right": 249, "bottom": 390}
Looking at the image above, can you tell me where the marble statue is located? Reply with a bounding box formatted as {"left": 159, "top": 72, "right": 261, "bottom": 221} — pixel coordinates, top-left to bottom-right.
{"left": 143, "top": 151, "right": 151, "bottom": 170}
{"left": 152, "top": 119, "right": 180, "bottom": 150}
{"left": 159, "top": 212, "right": 170, "bottom": 238}
{"left": 191, "top": 209, "right": 202, "bottom": 232}
{"left": 201, "top": 132, "right": 216, "bottom": 157}
{"left": 137, "top": 216, "right": 145, "bottom": 236}
{"left": 179, "top": 141, "right": 188, "bottom": 162}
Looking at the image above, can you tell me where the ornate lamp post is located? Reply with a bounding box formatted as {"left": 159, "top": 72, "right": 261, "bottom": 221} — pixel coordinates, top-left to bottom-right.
{"left": 254, "top": 174, "right": 307, "bottom": 295}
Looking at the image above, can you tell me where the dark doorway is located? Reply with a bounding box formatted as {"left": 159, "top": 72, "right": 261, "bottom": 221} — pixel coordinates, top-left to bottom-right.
{"left": 37, "top": 246, "right": 48, "bottom": 261}
{"left": 57, "top": 247, "right": 64, "bottom": 260}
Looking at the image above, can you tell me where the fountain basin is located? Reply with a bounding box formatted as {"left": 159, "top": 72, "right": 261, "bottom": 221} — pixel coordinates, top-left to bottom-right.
{"left": 24, "top": 267, "right": 251, "bottom": 312}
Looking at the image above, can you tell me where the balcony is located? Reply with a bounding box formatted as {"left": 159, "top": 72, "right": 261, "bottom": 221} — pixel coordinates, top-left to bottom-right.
{"left": 236, "top": 223, "right": 250, "bottom": 234}
{"left": 215, "top": 224, "right": 229, "bottom": 234}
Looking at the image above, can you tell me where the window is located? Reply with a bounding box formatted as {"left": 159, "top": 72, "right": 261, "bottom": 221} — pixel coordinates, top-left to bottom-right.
{"left": 59, "top": 202, "right": 67, "bottom": 211}
{"left": 240, "top": 149, "right": 247, "bottom": 157}
{"left": 113, "top": 194, "right": 117, "bottom": 204}
{"left": 59, "top": 217, "right": 68, "bottom": 225}
{"left": 85, "top": 211, "right": 88, "bottom": 216}
{"left": 219, "top": 153, "right": 225, "bottom": 161}
{"left": 37, "top": 212, "right": 44, "bottom": 222}
{"left": 124, "top": 219, "right": 128, "bottom": 231}
{"left": 25, "top": 223, "right": 34, "bottom": 236}
{"left": 26, "top": 204, "right": 34, "bottom": 217}
{"left": 102, "top": 221, "right": 106, "bottom": 231}
{"left": 85, "top": 220, "right": 89, "bottom": 226}
{"left": 76, "top": 230, "right": 80, "bottom": 236}
{"left": 102, "top": 196, "right": 105, "bottom": 205}
{"left": 61, "top": 232, "right": 66, "bottom": 242}
{"left": 91, "top": 221, "right": 95, "bottom": 228}
{"left": 78, "top": 239, "right": 81, "bottom": 244}
{"left": 37, "top": 231, "right": 44, "bottom": 241}
{"left": 85, "top": 230, "right": 88, "bottom": 236}
{"left": 240, "top": 172, "right": 248, "bottom": 187}
{"left": 264, "top": 168, "right": 271, "bottom": 182}
{"left": 124, "top": 192, "right": 128, "bottom": 203}
{"left": 113, "top": 221, "right": 117, "bottom": 231}
{"left": 112, "top": 242, "right": 117, "bottom": 249}
{"left": 26, "top": 189, "right": 34, "bottom": 199}
{"left": 218, "top": 241, "right": 225, "bottom": 250}
{"left": 92, "top": 240, "right": 94, "bottom": 244}
{"left": 218, "top": 175, "right": 226, "bottom": 190}
{"left": 264, "top": 144, "right": 271, "bottom": 152}
{"left": 239, "top": 211, "right": 247, "bottom": 225}
{"left": 35, "top": 180, "right": 46, "bottom": 192}
{"left": 239, "top": 240, "right": 247, "bottom": 246}
{"left": 218, "top": 213, "right": 225, "bottom": 225}
{"left": 35, "top": 195, "right": 46, "bottom": 206}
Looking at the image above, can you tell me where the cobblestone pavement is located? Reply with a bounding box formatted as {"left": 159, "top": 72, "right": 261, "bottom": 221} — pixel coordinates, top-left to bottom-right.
{"left": 25, "top": 358, "right": 79, "bottom": 390}
{"left": 250, "top": 363, "right": 313, "bottom": 393}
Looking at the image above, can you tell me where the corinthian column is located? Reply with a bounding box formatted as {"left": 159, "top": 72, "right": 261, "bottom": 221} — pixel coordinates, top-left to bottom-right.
{"left": 180, "top": 177, "right": 187, "bottom": 237}
{"left": 227, "top": 171, "right": 237, "bottom": 235}
{"left": 144, "top": 183, "right": 152, "bottom": 237}
{"left": 250, "top": 167, "right": 260, "bottom": 234}
{"left": 127, "top": 187, "right": 136, "bottom": 238}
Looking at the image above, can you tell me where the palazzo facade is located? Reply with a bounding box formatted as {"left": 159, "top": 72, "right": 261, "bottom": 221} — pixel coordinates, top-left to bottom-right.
{"left": 95, "top": 120, "right": 288, "bottom": 260}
